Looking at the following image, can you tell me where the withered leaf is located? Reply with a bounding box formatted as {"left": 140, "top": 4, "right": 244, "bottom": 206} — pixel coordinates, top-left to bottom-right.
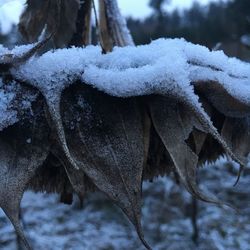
{"left": 44, "top": 94, "right": 80, "bottom": 171}
{"left": 0, "top": 97, "right": 50, "bottom": 249}
{"left": 177, "top": 88, "right": 245, "bottom": 172}
{"left": 149, "top": 96, "right": 228, "bottom": 205}
{"left": 60, "top": 84, "right": 151, "bottom": 249}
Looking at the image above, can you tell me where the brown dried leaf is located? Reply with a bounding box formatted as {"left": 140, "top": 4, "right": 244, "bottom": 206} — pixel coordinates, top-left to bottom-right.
{"left": 180, "top": 91, "right": 245, "bottom": 171}
{"left": 0, "top": 97, "right": 50, "bottom": 249}
{"left": 61, "top": 84, "right": 151, "bottom": 249}
{"left": 149, "top": 96, "right": 228, "bottom": 205}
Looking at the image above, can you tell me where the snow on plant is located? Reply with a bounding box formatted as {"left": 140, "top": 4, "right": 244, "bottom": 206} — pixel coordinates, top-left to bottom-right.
{"left": 0, "top": 1, "right": 249, "bottom": 250}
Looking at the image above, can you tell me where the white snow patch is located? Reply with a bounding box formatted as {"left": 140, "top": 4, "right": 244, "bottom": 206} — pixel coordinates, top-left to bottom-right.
{"left": 11, "top": 38, "right": 250, "bottom": 101}
{"left": 0, "top": 38, "right": 250, "bottom": 130}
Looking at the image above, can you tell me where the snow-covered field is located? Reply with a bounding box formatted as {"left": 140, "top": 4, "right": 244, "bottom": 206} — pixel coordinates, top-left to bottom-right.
{"left": 0, "top": 158, "right": 249, "bottom": 250}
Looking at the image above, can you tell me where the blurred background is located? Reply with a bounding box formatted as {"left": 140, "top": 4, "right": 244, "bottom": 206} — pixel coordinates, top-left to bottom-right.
{"left": 0, "top": 1, "right": 250, "bottom": 249}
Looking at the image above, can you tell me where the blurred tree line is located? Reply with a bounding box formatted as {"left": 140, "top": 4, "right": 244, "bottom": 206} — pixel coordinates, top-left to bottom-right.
{"left": 127, "top": 0, "right": 250, "bottom": 49}
{"left": 1, "top": 0, "right": 250, "bottom": 51}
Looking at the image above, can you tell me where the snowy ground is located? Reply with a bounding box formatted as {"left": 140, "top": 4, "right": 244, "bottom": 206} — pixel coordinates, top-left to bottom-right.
{"left": 0, "top": 158, "right": 250, "bottom": 250}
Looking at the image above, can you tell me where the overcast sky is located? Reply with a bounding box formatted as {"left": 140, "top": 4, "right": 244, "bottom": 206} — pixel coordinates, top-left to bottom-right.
{"left": 0, "top": 0, "right": 226, "bottom": 34}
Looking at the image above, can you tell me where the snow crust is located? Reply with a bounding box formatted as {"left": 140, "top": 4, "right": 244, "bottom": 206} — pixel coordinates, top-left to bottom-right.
{"left": 0, "top": 38, "right": 250, "bottom": 130}
{"left": 12, "top": 38, "right": 250, "bottom": 99}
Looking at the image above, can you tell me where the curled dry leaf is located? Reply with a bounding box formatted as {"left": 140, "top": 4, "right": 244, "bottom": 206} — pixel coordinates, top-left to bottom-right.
{"left": 149, "top": 96, "right": 227, "bottom": 206}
